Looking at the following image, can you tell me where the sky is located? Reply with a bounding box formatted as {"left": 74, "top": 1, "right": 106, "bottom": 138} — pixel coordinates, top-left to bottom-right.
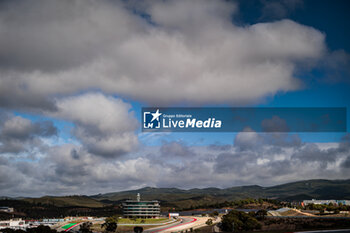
{"left": 0, "top": 0, "right": 350, "bottom": 197}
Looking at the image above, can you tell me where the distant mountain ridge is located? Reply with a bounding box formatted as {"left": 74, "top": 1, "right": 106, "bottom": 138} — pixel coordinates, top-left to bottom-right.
{"left": 7, "top": 179, "right": 350, "bottom": 208}
{"left": 23, "top": 195, "right": 105, "bottom": 208}
{"left": 90, "top": 179, "right": 350, "bottom": 208}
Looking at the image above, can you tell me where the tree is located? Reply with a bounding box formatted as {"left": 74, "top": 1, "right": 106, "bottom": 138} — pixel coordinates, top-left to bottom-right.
{"left": 255, "top": 209, "right": 267, "bottom": 220}
{"left": 206, "top": 219, "right": 213, "bottom": 226}
{"left": 1, "top": 229, "right": 26, "bottom": 233}
{"left": 79, "top": 221, "right": 93, "bottom": 233}
{"left": 134, "top": 226, "right": 143, "bottom": 233}
{"left": 221, "top": 210, "right": 261, "bottom": 231}
{"left": 27, "top": 225, "right": 58, "bottom": 233}
{"left": 102, "top": 216, "right": 118, "bottom": 233}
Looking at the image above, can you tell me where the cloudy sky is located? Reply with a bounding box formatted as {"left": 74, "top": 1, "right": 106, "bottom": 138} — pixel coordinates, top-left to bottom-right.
{"left": 0, "top": 0, "right": 350, "bottom": 197}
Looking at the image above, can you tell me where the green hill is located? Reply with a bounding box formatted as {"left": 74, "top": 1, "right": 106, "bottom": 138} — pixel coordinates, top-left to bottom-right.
{"left": 90, "top": 179, "right": 350, "bottom": 209}
{"left": 18, "top": 179, "right": 350, "bottom": 209}
{"left": 264, "top": 179, "right": 350, "bottom": 200}
{"left": 23, "top": 195, "right": 105, "bottom": 208}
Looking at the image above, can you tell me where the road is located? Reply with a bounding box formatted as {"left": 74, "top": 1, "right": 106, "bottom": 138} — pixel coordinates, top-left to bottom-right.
{"left": 55, "top": 216, "right": 214, "bottom": 233}
{"left": 145, "top": 217, "right": 197, "bottom": 233}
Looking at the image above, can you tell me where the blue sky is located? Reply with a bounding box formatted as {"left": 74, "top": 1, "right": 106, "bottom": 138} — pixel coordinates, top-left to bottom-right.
{"left": 1, "top": 0, "right": 350, "bottom": 196}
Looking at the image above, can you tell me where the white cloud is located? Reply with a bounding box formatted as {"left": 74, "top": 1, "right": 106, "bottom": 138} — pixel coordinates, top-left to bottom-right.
{"left": 0, "top": 0, "right": 326, "bottom": 108}
{"left": 51, "top": 93, "right": 138, "bottom": 157}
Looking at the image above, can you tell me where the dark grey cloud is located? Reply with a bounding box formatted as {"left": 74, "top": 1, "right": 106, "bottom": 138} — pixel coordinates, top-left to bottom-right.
{"left": 160, "top": 141, "right": 196, "bottom": 157}
{"left": 264, "top": 133, "right": 302, "bottom": 147}
{"left": 212, "top": 132, "right": 350, "bottom": 186}
{"left": 342, "top": 156, "right": 350, "bottom": 168}
{"left": 292, "top": 144, "right": 338, "bottom": 166}
{"left": 260, "top": 0, "right": 303, "bottom": 20}
{"left": 214, "top": 151, "right": 256, "bottom": 174}
{"left": 319, "top": 50, "right": 350, "bottom": 83}
{"left": 0, "top": 165, "right": 24, "bottom": 191}
{"left": 0, "top": 73, "right": 57, "bottom": 111}
{"left": 234, "top": 129, "right": 302, "bottom": 152}
{"left": 261, "top": 116, "right": 290, "bottom": 132}
{"left": 0, "top": 89, "right": 57, "bottom": 112}
{"left": 207, "top": 144, "right": 232, "bottom": 151}
{"left": 0, "top": 114, "right": 57, "bottom": 154}
{"left": 0, "top": 0, "right": 143, "bottom": 72}
{"left": 1, "top": 134, "right": 350, "bottom": 196}
{"left": 291, "top": 134, "right": 350, "bottom": 170}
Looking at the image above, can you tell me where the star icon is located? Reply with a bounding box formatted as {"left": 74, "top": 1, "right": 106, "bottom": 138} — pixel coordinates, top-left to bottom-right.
{"left": 151, "top": 109, "right": 162, "bottom": 122}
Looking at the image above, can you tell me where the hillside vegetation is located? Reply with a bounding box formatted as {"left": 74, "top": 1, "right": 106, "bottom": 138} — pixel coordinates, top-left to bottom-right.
{"left": 23, "top": 195, "right": 105, "bottom": 208}
{"left": 13, "top": 179, "right": 350, "bottom": 209}
{"left": 90, "top": 179, "right": 350, "bottom": 209}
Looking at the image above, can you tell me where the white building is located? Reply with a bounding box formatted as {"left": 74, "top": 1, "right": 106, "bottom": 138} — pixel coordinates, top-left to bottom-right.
{"left": 122, "top": 193, "right": 160, "bottom": 218}
{"left": 0, "top": 218, "right": 28, "bottom": 230}
{"left": 0, "top": 207, "right": 14, "bottom": 213}
{"left": 303, "top": 199, "right": 350, "bottom": 206}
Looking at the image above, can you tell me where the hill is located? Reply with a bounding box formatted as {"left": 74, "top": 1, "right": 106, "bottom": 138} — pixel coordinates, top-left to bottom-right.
{"left": 23, "top": 195, "right": 105, "bottom": 208}
{"left": 14, "top": 179, "right": 350, "bottom": 209}
{"left": 266, "top": 179, "right": 350, "bottom": 199}
{"left": 90, "top": 179, "right": 350, "bottom": 209}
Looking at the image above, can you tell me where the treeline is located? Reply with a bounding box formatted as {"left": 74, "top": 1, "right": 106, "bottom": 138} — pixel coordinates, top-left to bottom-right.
{"left": 306, "top": 203, "right": 350, "bottom": 212}
{"left": 181, "top": 198, "right": 282, "bottom": 210}
{"left": 220, "top": 209, "right": 350, "bottom": 232}
{"left": 0, "top": 200, "right": 121, "bottom": 219}
{"left": 263, "top": 217, "right": 350, "bottom": 231}
{"left": 220, "top": 210, "right": 267, "bottom": 231}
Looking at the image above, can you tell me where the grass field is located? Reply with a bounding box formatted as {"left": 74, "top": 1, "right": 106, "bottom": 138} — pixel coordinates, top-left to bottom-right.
{"left": 61, "top": 223, "right": 77, "bottom": 229}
